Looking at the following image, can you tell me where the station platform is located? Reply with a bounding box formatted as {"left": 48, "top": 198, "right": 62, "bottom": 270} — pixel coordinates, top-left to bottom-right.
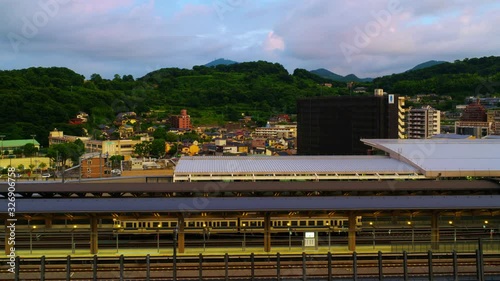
{"left": 4, "top": 245, "right": 392, "bottom": 258}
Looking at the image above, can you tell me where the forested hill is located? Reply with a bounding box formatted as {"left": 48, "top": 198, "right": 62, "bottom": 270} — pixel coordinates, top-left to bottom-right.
{"left": 0, "top": 61, "right": 350, "bottom": 144}
{"left": 373, "top": 56, "right": 500, "bottom": 99}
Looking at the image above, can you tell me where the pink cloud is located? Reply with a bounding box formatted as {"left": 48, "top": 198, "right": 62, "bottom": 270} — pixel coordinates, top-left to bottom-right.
{"left": 69, "top": 0, "right": 135, "bottom": 14}
{"left": 264, "top": 31, "right": 285, "bottom": 52}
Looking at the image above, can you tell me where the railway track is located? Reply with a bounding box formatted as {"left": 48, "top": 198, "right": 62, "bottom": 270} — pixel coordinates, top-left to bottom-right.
{"left": 2, "top": 252, "right": 500, "bottom": 280}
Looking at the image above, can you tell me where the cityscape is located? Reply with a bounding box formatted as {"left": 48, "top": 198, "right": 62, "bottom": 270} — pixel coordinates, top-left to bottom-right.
{"left": 1, "top": 0, "right": 500, "bottom": 280}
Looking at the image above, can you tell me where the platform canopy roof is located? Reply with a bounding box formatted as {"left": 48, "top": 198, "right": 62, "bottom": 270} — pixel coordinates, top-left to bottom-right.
{"left": 174, "top": 155, "right": 422, "bottom": 181}
{"left": 362, "top": 139, "right": 500, "bottom": 177}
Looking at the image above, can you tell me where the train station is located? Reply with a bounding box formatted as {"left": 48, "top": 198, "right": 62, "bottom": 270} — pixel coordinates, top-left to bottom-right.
{"left": 1, "top": 138, "right": 499, "bottom": 257}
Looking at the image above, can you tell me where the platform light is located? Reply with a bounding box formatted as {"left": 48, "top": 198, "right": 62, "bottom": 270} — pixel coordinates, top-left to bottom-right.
{"left": 242, "top": 223, "right": 246, "bottom": 227}
{"left": 484, "top": 220, "right": 489, "bottom": 224}
{"left": 369, "top": 222, "right": 373, "bottom": 225}
{"left": 407, "top": 221, "right": 411, "bottom": 225}
{"left": 158, "top": 223, "right": 162, "bottom": 228}
{"left": 448, "top": 221, "right": 453, "bottom": 225}
{"left": 73, "top": 225, "right": 77, "bottom": 228}
{"left": 32, "top": 225, "right": 37, "bottom": 229}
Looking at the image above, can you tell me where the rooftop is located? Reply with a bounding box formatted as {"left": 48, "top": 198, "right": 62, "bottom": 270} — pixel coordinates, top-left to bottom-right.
{"left": 174, "top": 155, "right": 421, "bottom": 181}
{"left": 362, "top": 139, "right": 500, "bottom": 177}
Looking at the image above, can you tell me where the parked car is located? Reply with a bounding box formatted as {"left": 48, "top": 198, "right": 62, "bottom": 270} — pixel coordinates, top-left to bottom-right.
{"left": 41, "top": 173, "right": 53, "bottom": 178}
{"left": 111, "top": 169, "right": 122, "bottom": 176}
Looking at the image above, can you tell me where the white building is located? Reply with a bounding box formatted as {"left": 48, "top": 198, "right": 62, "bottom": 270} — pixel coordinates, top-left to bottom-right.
{"left": 407, "top": 106, "right": 441, "bottom": 139}
{"left": 252, "top": 125, "right": 297, "bottom": 139}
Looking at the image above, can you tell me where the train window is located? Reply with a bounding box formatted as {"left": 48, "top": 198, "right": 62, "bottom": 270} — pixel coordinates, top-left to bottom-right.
{"left": 221, "top": 222, "right": 228, "bottom": 227}
{"left": 171, "top": 222, "right": 177, "bottom": 227}
{"left": 250, "top": 221, "right": 257, "bottom": 227}
{"left": 300, "top": 221, "right": 307, "bottom": 226}
{"left": 291, "top": 221, "right": 298, "bottom": 226}
{"left": 229, "top": 221, "right": 236, "bottom": 227}
{"left": 125, "top": 222, "right": 133, "bottom": 228}
{"left": 317, "top": 221, "right": 323, "bottom": 226}
{"left": 188, "top": 222, "right": 195, "bottom": 227}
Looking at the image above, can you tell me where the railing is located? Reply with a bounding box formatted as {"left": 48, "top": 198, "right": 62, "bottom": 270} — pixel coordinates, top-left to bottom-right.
{"left": 2, "top": 251, "right": 499, "bottom": 281}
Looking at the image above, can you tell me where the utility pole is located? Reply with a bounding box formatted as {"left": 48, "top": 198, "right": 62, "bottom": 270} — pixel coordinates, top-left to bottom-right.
{"left": 30, "top": 134, "right": 36, "bottom": 166}
{"left": 0, "top": 134, "right": 5, "bottom": 159}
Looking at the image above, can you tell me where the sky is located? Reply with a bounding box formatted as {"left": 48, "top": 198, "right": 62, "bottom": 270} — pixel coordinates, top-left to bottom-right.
{"left": 1, "top": 0, "right": 499, "bottom": 79}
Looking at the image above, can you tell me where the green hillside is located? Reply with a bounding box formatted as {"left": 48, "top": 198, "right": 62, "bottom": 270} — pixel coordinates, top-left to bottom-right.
{"left": 0, "top": 62, "right": 349, "bottom": 145}
{"left": 374, "top": 56, "right": 500, "bottom": 100}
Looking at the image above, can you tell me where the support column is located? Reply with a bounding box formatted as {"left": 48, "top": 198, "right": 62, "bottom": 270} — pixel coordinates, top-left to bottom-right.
{"left": 348, "top": 212, "right": 356, "bottom": 251}
{"left": 90, "top": 216, "right": 98, "bottom": 254}
{"left": 4, "top": 219, "right": 11, "bottom": 255}
{"left": 178, "top": 216, "right": 185, "bottom": 254}
{"left": 431, "top": 211, "right": 439, "bottom": 250}
{"left": 44, "top": 216, "right": 52, "bottom": 229}
{"left": 264, "top": 213, "right": 271, "bottom": 252}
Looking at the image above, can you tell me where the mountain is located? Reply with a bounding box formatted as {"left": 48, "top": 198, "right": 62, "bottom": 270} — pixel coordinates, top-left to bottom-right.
{"left": 373, "top": 56, "right": 500, "bottom": 100}
{"left": 408, "top": 60, "right": 447, "bottom": 71}
{"left": 204, "top": 58, "right": 238, "bottom": 67}
{"left": 310, "top": 68, "right": 373, "bottom": 82}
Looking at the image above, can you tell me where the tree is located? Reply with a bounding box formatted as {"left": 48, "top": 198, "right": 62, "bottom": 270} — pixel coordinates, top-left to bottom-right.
{"left": 133, "top": 142, "right": 152, "bottom": 157}
{"left": 90, "top": 73, "right": 103, "bottom": 83}
{"left": 39, "top": 162, "right": 47, "bottom": 171}
{"left": 165, "top": 132, "right": 179, "bottom": 142}
{"left": 151, "top": 139, "right": 166, "bottom": 158}
{"left": 109, "top": 155, "right": 124, "bottom": 169}
{"left": 23, "top": 143, "right": 38, "bottom": 157}
{"left": 13, "top": 148, "right": 23, "bottom": 157}
{"left": 152, "top": 127, "right": 167, "bottom": 140}
{"left": 46, "top": 141, "right": 85, "bottom": 168}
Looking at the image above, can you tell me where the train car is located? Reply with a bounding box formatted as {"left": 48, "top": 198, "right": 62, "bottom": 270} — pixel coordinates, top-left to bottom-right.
{"left": 114, "top": 216, "right": 363, "bottom": 234}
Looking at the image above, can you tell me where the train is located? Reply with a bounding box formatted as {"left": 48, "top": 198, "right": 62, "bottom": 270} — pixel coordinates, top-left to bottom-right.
{"left": 113, "top": 216, "right": 363, "bottom": 234}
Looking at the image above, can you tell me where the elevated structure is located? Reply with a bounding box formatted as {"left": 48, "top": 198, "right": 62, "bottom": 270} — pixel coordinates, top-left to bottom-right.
{"left": 173, "top": 156, "right": 422, "bottom": 182}
{"left": 174, "top": 138, "right": 500, "bottom": 181}
{"left": 363, "top": 138, "right": 500, "bottom": 178}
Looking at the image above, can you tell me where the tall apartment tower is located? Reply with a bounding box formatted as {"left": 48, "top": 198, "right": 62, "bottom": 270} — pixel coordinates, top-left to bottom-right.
{"left": 407, "top": 106, "right": 441, "bottom": 139}
{"left": 297, "top": 89, "right": 405, "bottom": 155}
{"left": 170, "top": 109, "right": 192, "bottom": 129}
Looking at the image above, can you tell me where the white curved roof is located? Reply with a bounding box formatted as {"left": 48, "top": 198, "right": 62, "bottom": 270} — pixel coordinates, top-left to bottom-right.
{"left": 174, "top": 155, "right": 422, "bottom": 181}
{"left": 362, "top": 139, "right": 500, "bottom": 177}
{"left": 175, "top": 156, "right": 417, "bottom": 174}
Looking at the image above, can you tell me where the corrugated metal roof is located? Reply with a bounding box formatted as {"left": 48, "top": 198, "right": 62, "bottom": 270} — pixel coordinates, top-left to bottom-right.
{"left": 8, "top": 195, "right": 500, "bottom": 213}
{"left": 362, "top": 139, "right": 500, "bottom": 177}
{"left": 174, "top": 156, "right": 418, "bottom": 174}
{"left": 1, "top": 139, "right": 40, "bottom": 147}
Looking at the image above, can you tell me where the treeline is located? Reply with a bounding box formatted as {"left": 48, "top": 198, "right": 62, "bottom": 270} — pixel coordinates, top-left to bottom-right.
{"left": 0, "top": 62, "right": 348, "bottom": 145}
{"left": 374, "top": 56, "right": 500, "bottom": 99}
{"left": 1, "top": 57, "right": 498, "bottom": 146}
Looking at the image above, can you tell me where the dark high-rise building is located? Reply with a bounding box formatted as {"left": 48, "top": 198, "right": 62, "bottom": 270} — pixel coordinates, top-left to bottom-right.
{"left": 297, "top": 90, "right": 405, "bottom": 155}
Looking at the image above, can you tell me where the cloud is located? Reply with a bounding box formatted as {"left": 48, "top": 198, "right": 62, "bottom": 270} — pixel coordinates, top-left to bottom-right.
{"left": 0, "top": 0, "right": 499, "bottom": 78}
{"left": 263, "top": 31, "right": 285, "bottom": 51}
